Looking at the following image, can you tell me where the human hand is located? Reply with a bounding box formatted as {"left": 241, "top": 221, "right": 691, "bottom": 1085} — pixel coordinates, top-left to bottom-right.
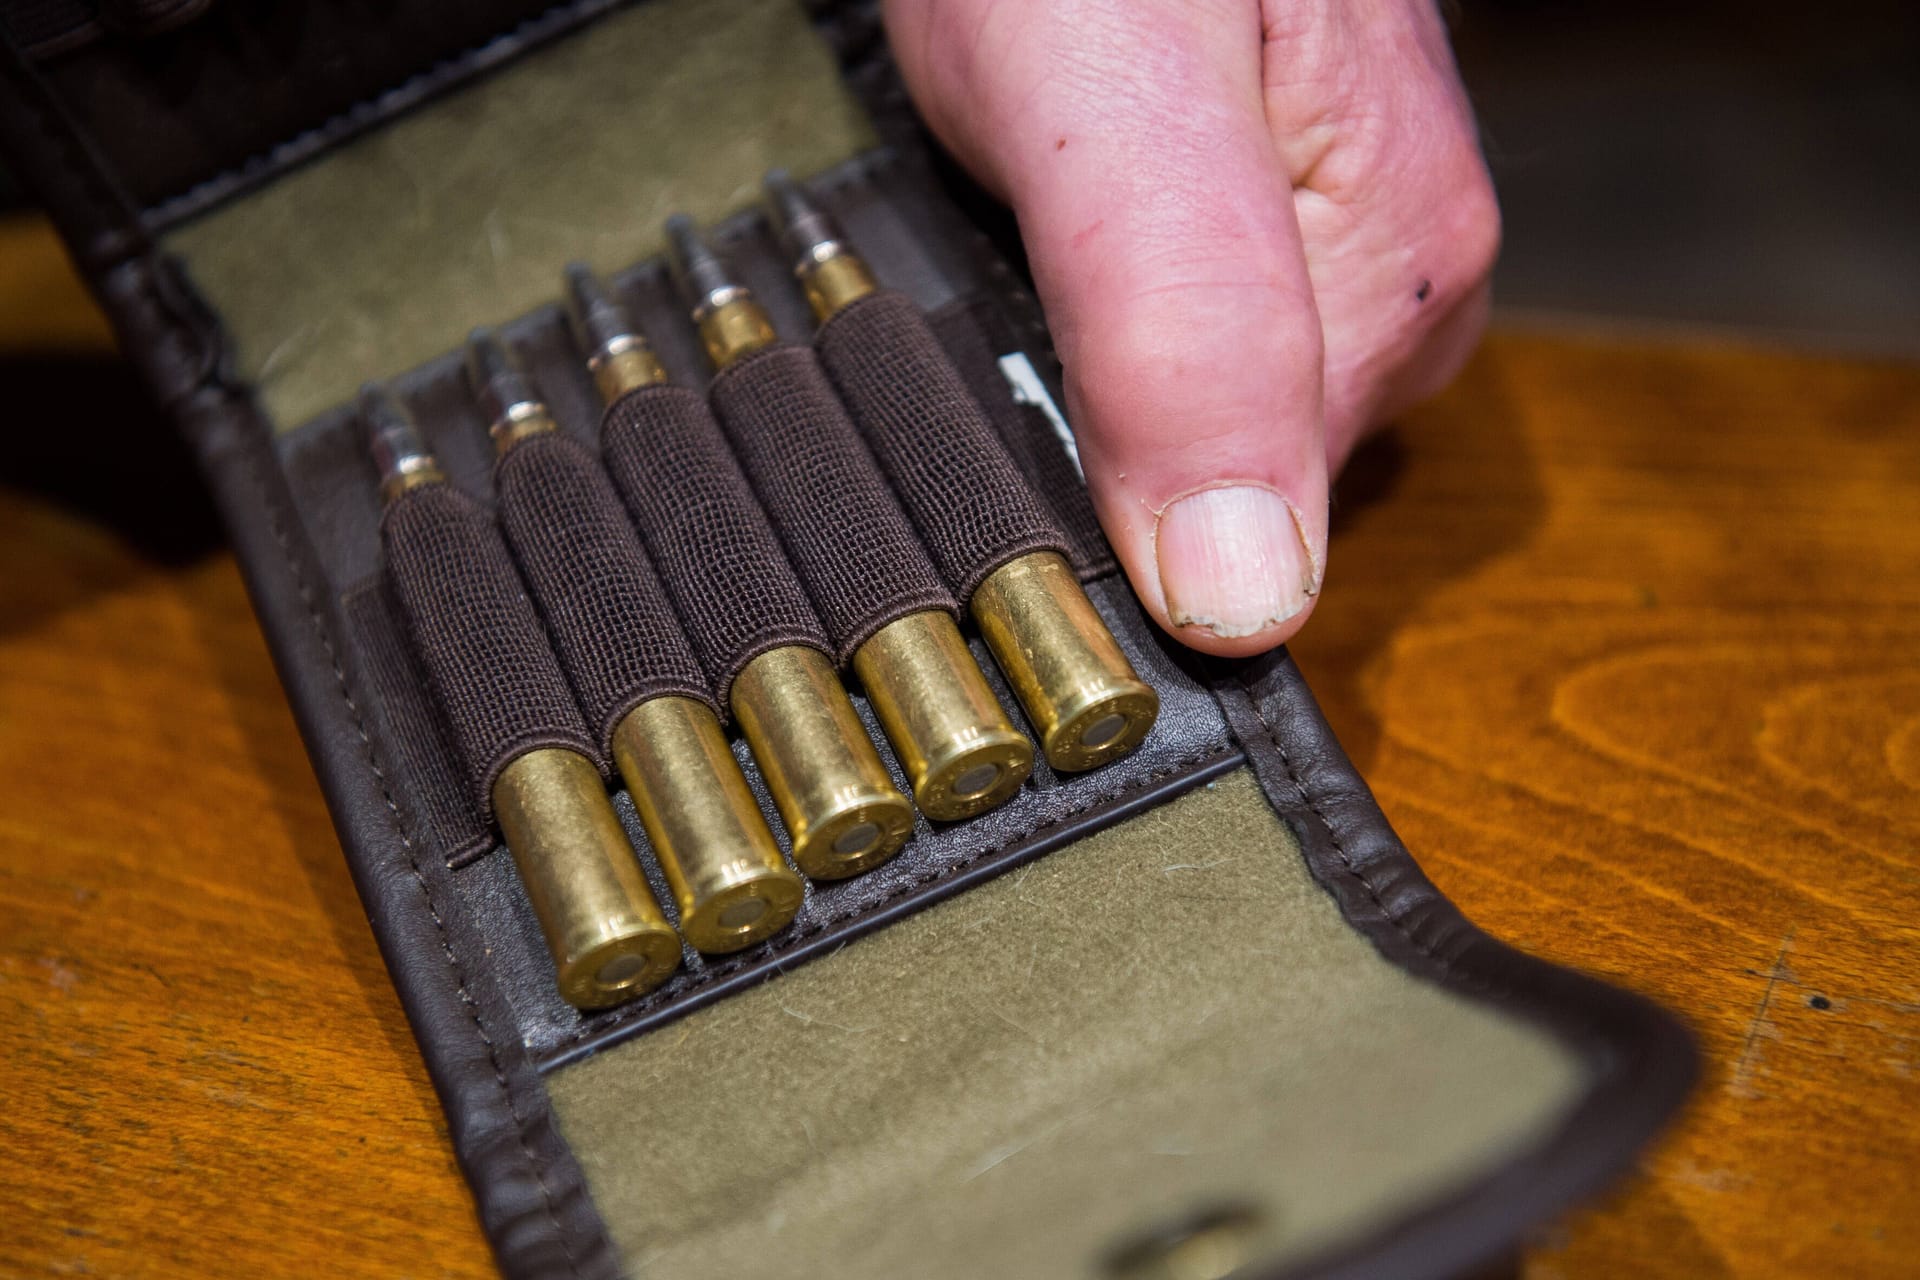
{"left": 884, "top": 0, "right": 1499, "bottom": 656}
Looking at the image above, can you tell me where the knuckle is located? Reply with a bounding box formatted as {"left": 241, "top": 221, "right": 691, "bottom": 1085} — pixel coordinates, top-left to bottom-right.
{"left": 1440, "top": 165, "right": 1502, "bottom": 286}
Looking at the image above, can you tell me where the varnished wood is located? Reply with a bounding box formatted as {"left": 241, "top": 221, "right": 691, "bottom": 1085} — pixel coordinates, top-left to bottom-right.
{"left": 0, "top": 217, "right": 497, "bottom": 1279}
{"left": 3, "top": 216, "right": 1915, "bottom": 1275}
{"left": 1293, "top": 326, "right": 1920, "bottom": 1278}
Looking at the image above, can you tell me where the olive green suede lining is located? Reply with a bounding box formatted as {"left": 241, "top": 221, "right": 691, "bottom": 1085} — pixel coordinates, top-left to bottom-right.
{"left": 549, "top": 770, "right": 1584, "bottom": 1279}
{"left": 163, "top": 0, "right": 875, "bottom": 429}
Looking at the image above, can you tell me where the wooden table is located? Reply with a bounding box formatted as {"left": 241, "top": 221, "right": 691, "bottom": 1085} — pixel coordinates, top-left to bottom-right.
{"left": 2, "top": 216, "right": 1915, "bottom": 1277}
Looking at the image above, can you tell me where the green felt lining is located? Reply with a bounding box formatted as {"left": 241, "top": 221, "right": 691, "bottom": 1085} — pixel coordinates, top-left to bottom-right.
{"left": 163, "top": 0, "right": 875, "bottom": 429}
{"left": 549, "top": 771, "right": 1584, "bottom": 1278}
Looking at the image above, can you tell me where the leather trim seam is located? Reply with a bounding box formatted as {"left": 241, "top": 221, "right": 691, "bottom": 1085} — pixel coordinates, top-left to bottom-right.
{"left": 142, "top": 0, "right": 638, "bottom": 231}
{"left": 233, "top": 402, "right": 585, "bottom": 1279}
{"left": 1230, "top": 668, "right": 1486, "bottom": 998}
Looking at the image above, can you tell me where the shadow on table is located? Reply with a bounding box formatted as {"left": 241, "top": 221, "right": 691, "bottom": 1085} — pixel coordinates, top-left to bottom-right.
{"left": 178, "top": 545, "right": 459, "bottom": 1128}
{"left": 1294, "top": 343, "right": 1546, "bottom": 775}
{"left": 0, "top": 353, "right": 224, "bottom": 634}
{"left": 1533, "top": 1180, "right": 1733, "bottom": 1278}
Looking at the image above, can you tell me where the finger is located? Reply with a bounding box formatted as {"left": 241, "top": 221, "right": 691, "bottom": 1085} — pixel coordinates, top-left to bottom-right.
{"left": 1263, "top": 0, "right": 1501, "bottom": 463}
{"left": 887, "top": 0, "right": 1329, "bottom": 657}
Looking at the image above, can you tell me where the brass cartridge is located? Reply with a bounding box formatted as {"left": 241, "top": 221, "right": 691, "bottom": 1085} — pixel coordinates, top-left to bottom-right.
{"left": 562, "top": 269, "right": 913, "bottom": 876}
{"left": 852, "top": 611, "right": 1032, "bottom": 819}
{"left": 362, "top": 383, "right": 680, "bottom": 1006}
{"left": 661, "top": 221, "right": 1034, "bottom": 819}
{"left": 764, "top": 171, "right": 1159, "bottom": 771}
{"left": 968, "top": 551, "right": 1158, "bottom": 771}
{"left": 610, "top": 696, "right": 802, "bottom": 952}
{"left": 469, "top": 333, "right": 802, "bottom": 949}
{"left": 662, "top": 215, "right": 777, "bottom": 371}
{"left": 492, "top": 747, "right": 685, "bottom": 1005}
{"left": 563, "top": 264, "right": 668, "bottom": 402}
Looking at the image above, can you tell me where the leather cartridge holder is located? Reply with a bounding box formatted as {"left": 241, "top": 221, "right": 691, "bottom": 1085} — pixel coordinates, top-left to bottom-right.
{"left": 0, "top": 2, "right": 1697, "bottom": 1278}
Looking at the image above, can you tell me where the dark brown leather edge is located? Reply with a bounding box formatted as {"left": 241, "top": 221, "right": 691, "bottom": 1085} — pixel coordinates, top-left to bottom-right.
{"left": 0, "top": 34, "right": 626, "bottom": 1257}
{"left": 1215, "top": 651, "right": 1700, "bottom": 1280}
{"left": 1, "top": 0, "right": 211, "bottom": 60}
{"left": 180, "top": 364, "right": 623, "bottom": 1280}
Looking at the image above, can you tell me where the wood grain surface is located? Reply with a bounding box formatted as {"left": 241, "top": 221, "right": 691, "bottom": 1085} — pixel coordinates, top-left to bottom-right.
{"left": 3, "top": 215, "right": 1916, "bottom": 1277}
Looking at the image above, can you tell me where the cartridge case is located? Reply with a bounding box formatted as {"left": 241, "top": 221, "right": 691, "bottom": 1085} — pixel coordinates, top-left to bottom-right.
{"left": 971, "top": 552, "right": 1158, "bottom": 771}
{"left": 853, "top": 610, "right": 1032, "bottom": 820}
{"left": 697, "top": 295, "right": 778, "bottom": 370}
{"left": 612, "top": 696, "right": 803, "bottom": 953}
{"left": 491, "top": 401, "right": 558, "bottom": 452}
{"left": 592, "top": 340, "right": 666, "bottom": 404}
{"left": 731, "top": 645, "right": 914, "bottom": 878}
{"left": 492, "top": 747, "right": 683, "bottom": 1008}
{"left": 799, "top": 250, "right": 877, "bottom": 322}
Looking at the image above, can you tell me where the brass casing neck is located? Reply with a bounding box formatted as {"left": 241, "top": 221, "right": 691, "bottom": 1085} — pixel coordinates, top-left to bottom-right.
{"left": 491, "top": 747, "right": 681, "bottom": 1009}
{"left": 731, "top": 645, "right": 913, "bottom": 878}
{"left": 591, "top": 339, "right": 667, "bottom": 405}
{"left": 491, "top": 402, "right": 559, "bottom": 455}
{"left": 970, "top": 551, "right": 1159, "bottom": 771}
{"left": 611, "top": 696, "right": 802, "bottom": 953}
{"left": 698, "top": 295, "right": 778, "bottom": 370}
{"left": 379, "top": 457, "right": 447, "bottom": 505}
{"left": 798, "top": 249, "right": 878, "bottom": 324}
{"left": 852, "top": 611, "right": 1033, "bottom": 820}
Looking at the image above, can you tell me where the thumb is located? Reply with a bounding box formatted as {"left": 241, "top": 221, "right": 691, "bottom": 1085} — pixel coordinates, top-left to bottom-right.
{"left": 886, "top": 0, "right": 1327, "bottom": 657}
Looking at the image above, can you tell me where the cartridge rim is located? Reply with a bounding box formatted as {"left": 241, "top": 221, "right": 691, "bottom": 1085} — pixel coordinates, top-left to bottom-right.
{"left": 793, "top": 792, "right": 916, "bottom": 880}
{"left": 678, "top": 869, "right": 804, "bottom": 955}
{"left": 559, "top": 928, "right": 683, "bottom": 1009}
{"left": 915, "top": 727, "right": 1033, "bottom": 821}
{"left": 1044, "top": 684, "right": 1160, "bottom": 772}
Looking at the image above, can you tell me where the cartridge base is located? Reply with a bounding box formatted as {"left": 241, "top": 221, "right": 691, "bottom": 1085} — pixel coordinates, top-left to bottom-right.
{"left": 677, "top": 868, "right": 805, "bottom": 956}
{"left": 732, "top": 645, "right": 914, "bottom": 879}
{"left": 802, "top": 797, "right": 916, "bottom": 879}
{"left": 563, "top": 932, "right": 687, "bottom": 1010}
{"left": 853, "top": 611, "right": 1033, "bottom": 821}
{"left": 972, "top": 552, "right": 1159, "bottom": 772}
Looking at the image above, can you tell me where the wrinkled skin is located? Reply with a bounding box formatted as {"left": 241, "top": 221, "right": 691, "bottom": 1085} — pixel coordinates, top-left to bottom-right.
{"left": 885, "top": 0, "right": 1499, "bottom": 655}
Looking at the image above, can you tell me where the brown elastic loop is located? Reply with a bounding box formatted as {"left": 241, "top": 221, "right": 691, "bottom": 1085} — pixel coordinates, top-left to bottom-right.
{"left": 343, "top": 578, "right": 494, "bottom": 867}
{"left": 599, "top": 383, "right": 832, "bottom": 705}
{"left": 380, "top": 482, "right": 600, "bottom": 816}
{"left": 494, "top": 432, "right": 716, "bottom": 750}
{"left": 709, "top": 344, "right": 956, "bottom": 665}
{"left": 817, "top": 290, "right": 1069, "bottom": 597}
{"left": 925, "top": 296, "right": 1116, "bottom": 580}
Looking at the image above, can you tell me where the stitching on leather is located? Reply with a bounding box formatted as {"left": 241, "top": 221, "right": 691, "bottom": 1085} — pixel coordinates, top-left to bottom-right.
{"left": 1233, "top": 668, "right": 1469, "bottom": 989}
{"left": 143, "top": 0, "right": 628, "bottom": 228}
{"left": 554, "top": 742, "right": 1239, "bottom": 1048}
{"left": 234, "top": 415, "right": 585, "bottom": 1278}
